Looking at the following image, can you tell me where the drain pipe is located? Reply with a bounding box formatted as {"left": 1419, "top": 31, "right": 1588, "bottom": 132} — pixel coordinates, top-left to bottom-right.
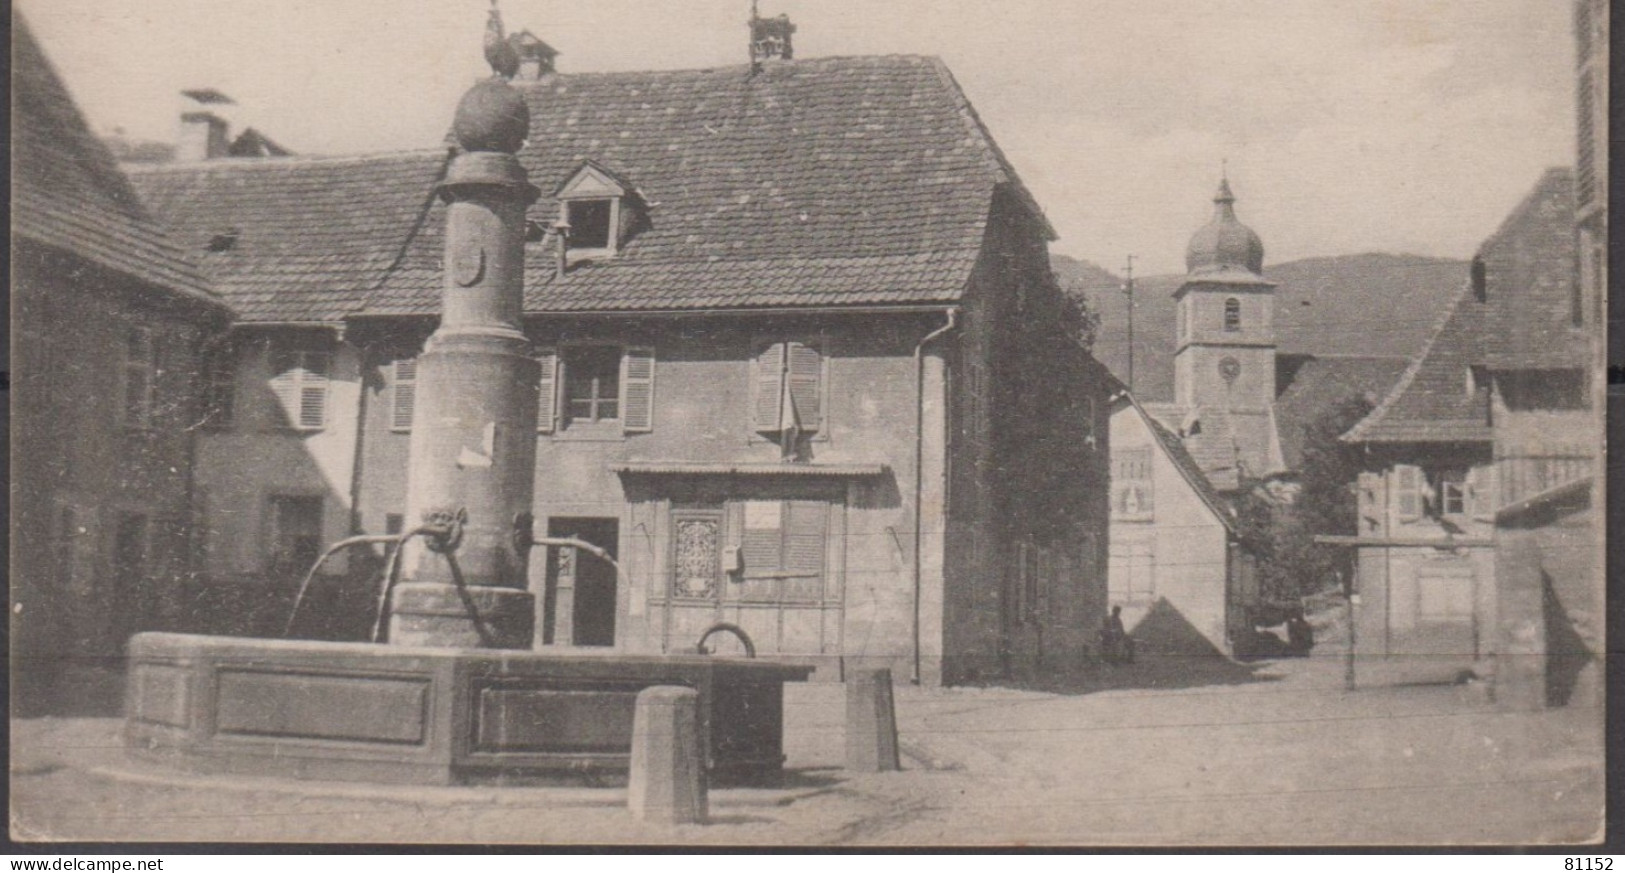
{"left": 912, "top": 308, "right": 958, "bottom": 685}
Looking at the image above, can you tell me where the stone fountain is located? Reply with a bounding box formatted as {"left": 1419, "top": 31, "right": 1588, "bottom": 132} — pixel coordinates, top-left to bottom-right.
{"left": 123, "top": 18, "right": 812, "bottom": 787}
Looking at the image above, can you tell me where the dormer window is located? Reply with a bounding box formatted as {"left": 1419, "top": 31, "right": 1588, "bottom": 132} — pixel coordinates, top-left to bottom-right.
{"left": 553, "top": 161, "right": 638, "bottom": 259}
{"left": 567, "top": 199, "right": 613, "bottom": 250}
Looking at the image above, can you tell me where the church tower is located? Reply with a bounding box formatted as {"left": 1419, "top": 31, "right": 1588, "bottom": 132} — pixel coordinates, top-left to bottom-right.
{"left": 1172, "top": 177, "right": 1282, "bottom": 484}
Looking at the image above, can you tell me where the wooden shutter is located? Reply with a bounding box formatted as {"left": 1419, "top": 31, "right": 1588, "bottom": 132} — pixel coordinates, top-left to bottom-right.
{"left": 535, "top": 347, "right": 557, "bottom": 433}
{"left": 1393, "top": 465, "right": 1423, "bottom": 521}
{"left": 391, "top": 358, "right": 417, "bottom": 432}
{"left": 752, "top": 342, "right": 786, "bottom": 433}
{"left": 740, "top": 500, "right": 782, "bottom": 573}
{"left": 1467, "top": 466, "right": 1498, "bottom": 521}
{"left": 786, "top": 341, "right": 822, "bottom": 431}
{"left": 298, "top": 352, "right": 331, "bottom": 430}
{"left": 782, "top": 500, "right": 826, "bottom": 601}
{"left": 1358, "top": 471, "right": 1386, "bottom": 533}
{"left": 621, "top": 347, "right": 655, "bottom": 433}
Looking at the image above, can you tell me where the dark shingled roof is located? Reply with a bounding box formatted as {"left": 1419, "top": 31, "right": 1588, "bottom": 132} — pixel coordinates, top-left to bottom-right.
{"left": 13, "top": 17, "right": 223, "bottom": 311}
{"left": 130, "top": 55, "right": 1047, "bottom": 322}
{"left": 130, "top": 151, "right": 451, "bottom": 322}
{"left": 1477, "top": 167, "right": 1583, "bottom": 370}
{"left": 1274, "top": 355, "right": 1409, "bottom": 467}
{"left": 1345, "top": 169, "right": 1580, "bottom": 445}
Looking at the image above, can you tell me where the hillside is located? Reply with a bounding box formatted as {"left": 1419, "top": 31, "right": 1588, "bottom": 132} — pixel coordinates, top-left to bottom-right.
{"left": 1055, "top": 252, "right": 1468, "bottom": 402}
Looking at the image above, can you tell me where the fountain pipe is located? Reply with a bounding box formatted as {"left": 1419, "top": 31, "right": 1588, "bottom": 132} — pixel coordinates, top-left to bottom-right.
{"left": 283, "top": 534, "right": 404, "bottom": 638}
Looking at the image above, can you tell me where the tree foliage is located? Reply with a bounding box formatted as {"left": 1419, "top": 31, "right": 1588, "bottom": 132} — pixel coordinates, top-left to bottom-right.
{"left": 1234, "top": 394, "right": 1373, "bottom": 605}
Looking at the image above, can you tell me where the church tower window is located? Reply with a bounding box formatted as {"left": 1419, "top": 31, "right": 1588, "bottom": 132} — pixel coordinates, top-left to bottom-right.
{"left": 1224, "top": 297, "right": 1242, "bottom": 331}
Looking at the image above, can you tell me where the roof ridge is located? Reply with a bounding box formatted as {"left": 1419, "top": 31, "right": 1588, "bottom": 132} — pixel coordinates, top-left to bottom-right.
{"left": 125, "top": 147, "right": 450, "bottom": 173}
{"left": 1340, "top": 279, "right": 1472, "bottom": 443}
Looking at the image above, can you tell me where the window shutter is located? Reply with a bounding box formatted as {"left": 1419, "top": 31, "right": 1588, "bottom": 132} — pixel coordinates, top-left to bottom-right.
{"left": 787, "top": 341, "right": 822, "bottom": 431}
{"left": 391, "top": 358, "right": 417, "bottom": 432}
{"left": 621, "top": 347, "right": 655, "bottom": 433}
{"left": 1358, "top": 471, "right": 1385, "bottom": 533}
{"left": 1394, "top": 465, "right": 1422, "bottom": 521}
{"left": 783, "top": 501, "right": 826, "bottom": 574}
{"left": 740, "top": 500, "right": 782, "bottom": 573}
{"left": 1468, "top": 466, "right": 1498, "bottom": 521}
{"left": 753, "top": 342, "right": 786, "bottom": 433}
{"left": 534, "top": 347, "right": 557, "bottom": 433}
{"left": 298, "top": 352, "right": 331, "bottom": 430}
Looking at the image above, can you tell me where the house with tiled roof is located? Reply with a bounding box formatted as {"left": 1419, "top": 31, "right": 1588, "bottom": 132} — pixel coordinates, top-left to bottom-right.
{"left": 11, "top": 16, "right": 233, "bottom": 708}
{"left": 1339, "top": 167, "right": 1594, "bottom": 686}
{"left": 1106, "top": 391, "right": 1259, "bottom": 657}
{"left": 124, "top": 17, "right": 1113, "bottom": 684}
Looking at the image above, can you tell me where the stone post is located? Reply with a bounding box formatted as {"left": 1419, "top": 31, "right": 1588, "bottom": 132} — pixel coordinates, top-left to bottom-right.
{"left": 628, "top": 685, "right": 708, "bottom": 824}
{"left": 845, "top": 667, "right": 901, "bottom": 772}
{"left": 389, "top": 78, "right": 541, "bottom": 650}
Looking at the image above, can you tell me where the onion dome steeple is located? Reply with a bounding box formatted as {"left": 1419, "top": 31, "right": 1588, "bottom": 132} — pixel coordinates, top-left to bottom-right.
{"left": 1185, "top": 175, "right": 1265, "bottom": 277}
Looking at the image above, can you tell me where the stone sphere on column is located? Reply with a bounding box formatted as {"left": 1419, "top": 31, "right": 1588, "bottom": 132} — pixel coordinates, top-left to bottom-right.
{"left": 453, "top": 79, "right": 530, "bottom": 154}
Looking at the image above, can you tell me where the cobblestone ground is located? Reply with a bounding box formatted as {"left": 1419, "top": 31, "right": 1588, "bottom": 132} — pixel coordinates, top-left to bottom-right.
{"left": 9, "top": 650, "right": 1605, "bottom": 847}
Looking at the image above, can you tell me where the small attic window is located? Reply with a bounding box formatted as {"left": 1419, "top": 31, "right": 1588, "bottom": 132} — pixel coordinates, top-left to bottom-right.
{"left": 553, "top": 161, "right": 635, "bottom": 258}
{"left": 567, "top": 199, "right": 613, "bottom": 250}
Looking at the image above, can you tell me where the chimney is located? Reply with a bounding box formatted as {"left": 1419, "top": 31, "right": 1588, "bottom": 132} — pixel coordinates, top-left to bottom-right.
{"left": 749, "top": 3, "right": 795, "bottom": 65}
{"left": 510, "top": 31, "right": 559, "bottom": 80}
{"left": 178, "top": 89, "right": 235, "bottom": 161}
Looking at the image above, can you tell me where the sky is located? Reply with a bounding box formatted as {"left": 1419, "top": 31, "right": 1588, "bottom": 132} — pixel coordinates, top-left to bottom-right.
{"left": 18, "top": 0, "right": 1575, "bottom": 275}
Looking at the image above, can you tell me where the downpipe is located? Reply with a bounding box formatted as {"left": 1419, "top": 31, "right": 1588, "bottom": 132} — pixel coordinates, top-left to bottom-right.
{"left": 912, "top": 308, "right": 959, "bottom": 685}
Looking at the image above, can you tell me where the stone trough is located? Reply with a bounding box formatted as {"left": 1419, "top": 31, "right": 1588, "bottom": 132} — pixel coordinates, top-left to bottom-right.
{"left": 125, "top": 633, "right": 813, "bottom": 786}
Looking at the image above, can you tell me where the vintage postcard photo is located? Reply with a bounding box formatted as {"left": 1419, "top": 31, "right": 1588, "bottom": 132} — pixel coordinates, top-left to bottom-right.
{"left": 10, "top": 0, "right": 1607, "bottom": 847}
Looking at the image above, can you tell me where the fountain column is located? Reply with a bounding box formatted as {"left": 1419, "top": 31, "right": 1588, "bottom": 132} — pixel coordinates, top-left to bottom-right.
{"left": 389, "top": 75, "right": 540, "bottom": 649}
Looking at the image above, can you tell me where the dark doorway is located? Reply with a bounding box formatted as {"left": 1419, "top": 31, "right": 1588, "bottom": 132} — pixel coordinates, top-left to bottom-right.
{"left": 547, "top": 517, "right": 619, "bottom": 647}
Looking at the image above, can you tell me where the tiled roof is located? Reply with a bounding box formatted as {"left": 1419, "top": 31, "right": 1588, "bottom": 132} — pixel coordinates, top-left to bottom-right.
{"left": 131, "top": 55, "right": 1044, "bottom": 322}
{"left": 1070, "top": 253, "right": 1466, "bottom": 404}
{"left": 1344, "top": 169, "right": 1580, "bottom": 444}
{"left": 1140, "top": 401, "right": 1256, "bottom": 492}
{"left": 1274, "top": 355, "right": 1410, "bottom": 467}
{"left": 1340, "top": 283, "right": 1489, "bottom": 444}
{"left": 1477, "top": 167, "right": 1584, "bottom": 370}
{"left": 1129, "top": 397, "right": 1236, "bottom": 534}
{"left": 129, "top": 151, "right": 451, "bottom": 321}
{"left": 12, "top": 17, "right": 224, "bottom": 312}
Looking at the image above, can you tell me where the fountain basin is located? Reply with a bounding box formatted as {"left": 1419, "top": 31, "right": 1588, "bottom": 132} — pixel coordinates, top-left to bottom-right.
{"left": 124, "top": 633, "right": 814, "bottom": 786}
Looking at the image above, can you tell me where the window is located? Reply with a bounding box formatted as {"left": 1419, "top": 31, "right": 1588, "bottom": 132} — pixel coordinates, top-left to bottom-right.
{"left": 566, "top": 199, "right": 613, "bottom": 250}
{"left": 1111, "top": 447, "right": 1154, "bottom": 518}
{"left": 1435, "top": 468, "right": 1467, "bottom": 517}
{"left": 753, "top": 340, "right": 824, "bottom": 436}
{"left": 1223, "top": 298, "right": 1242, "bottom": 331}
{"left": 269, "top": 348, "right": 331, "bottom": 431}
{"left": 737, "top": 500, "right": 827, "bottom": 603}
{"left": 122, "top": 324, "right": 157, "bottom": 429}
{"left": 1393, "top": 465, "right": 1423, "bottom": 520}
{"left": 268, "top": 495, "right": 323, "bottom": 575}
{"left": 563, "top": 345, "right": 621, "bottom": 425}
{"left": 1471, "top": 256, "right": 1487, "bottom": 302}
{"left": 391, "top": 358, "right": 417, "bottom": 432}
{"left": 384, "top": 513, "right": 404, "bottom": 536}
{"left": 201, "top": 347, "right": 235, "bottom": 430}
